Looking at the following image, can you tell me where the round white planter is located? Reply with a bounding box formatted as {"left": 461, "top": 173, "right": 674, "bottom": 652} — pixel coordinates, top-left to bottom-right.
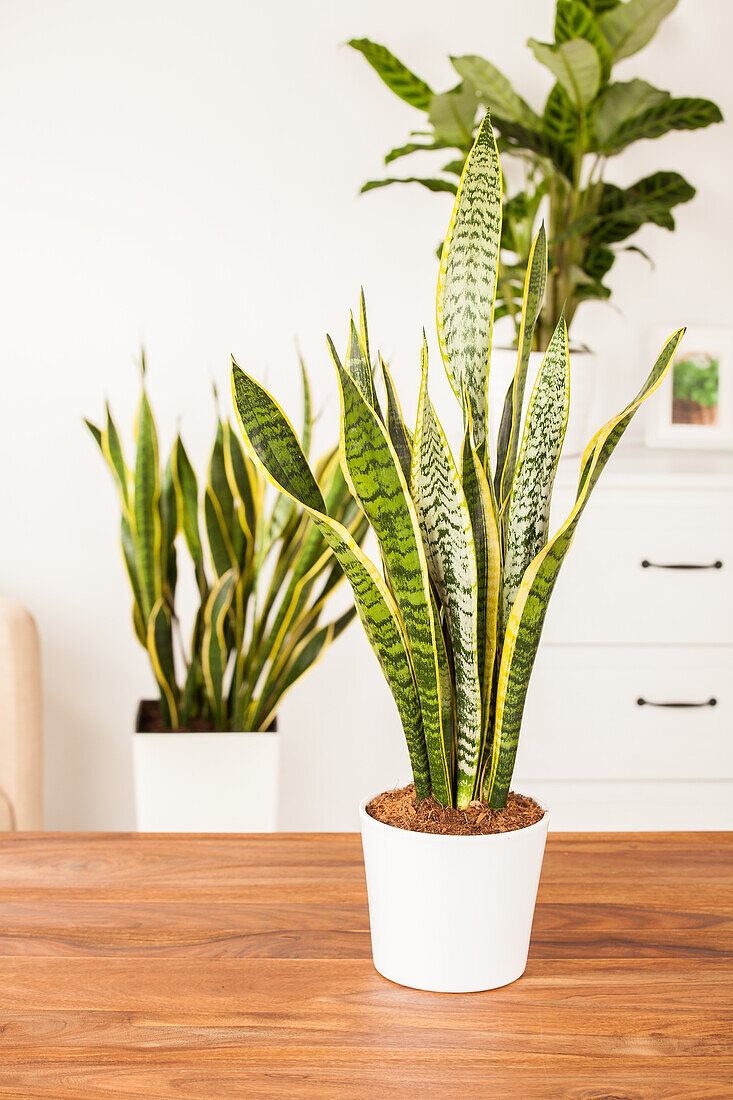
{"left": 133, "top": 726, "right": 279, "bottom": 832}
{"left": 489, "top": 347, "right": 596, "bottom": 461}
{"left": 360, "top": 793, "right": 549, "bottom": 993}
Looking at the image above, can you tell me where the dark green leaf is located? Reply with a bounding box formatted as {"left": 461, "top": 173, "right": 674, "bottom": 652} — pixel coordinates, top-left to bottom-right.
{"left": 361, "top": 176, "right": 458, "bottom": 195}
{"left": 596, "top": 96, "right": 722, "bottom": 154}
{"left": 349, "top": 38, "right": 433, "bottom": 111}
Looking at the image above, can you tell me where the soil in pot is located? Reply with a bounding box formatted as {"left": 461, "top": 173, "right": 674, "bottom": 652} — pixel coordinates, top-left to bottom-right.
{"left": 136, "top": 699, "right": 277, "bottom": 734}
{"left": 366, "top": 783, "right": 544, "bottom": 836}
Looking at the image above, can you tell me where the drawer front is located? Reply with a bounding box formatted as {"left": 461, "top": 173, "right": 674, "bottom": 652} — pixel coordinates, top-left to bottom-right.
{"left": 512, "top": 646, "right": 732, "bottom": 781}
{"left": 542, "top": 489, "right": 733, "bottom": 644}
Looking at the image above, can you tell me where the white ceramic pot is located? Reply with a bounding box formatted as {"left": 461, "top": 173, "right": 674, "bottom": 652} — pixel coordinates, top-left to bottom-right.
{"left": 489, "top": 347, "right": 596, "bottom": 461}
{"left": 360, "top": 793, "right": 549, "bottom": 992}
{"left": 133, "top": 714, "right": 279, "bottom": 832}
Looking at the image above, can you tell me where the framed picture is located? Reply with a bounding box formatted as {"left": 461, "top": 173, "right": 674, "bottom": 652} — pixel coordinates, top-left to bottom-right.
{"left": 645, "top": 325, "right": 733, "bottom": 450}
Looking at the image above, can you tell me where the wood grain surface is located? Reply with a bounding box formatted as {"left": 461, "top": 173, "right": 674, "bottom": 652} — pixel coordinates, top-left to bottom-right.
{"left": 0, "top": 831, "right": 730, "bottom": 1098}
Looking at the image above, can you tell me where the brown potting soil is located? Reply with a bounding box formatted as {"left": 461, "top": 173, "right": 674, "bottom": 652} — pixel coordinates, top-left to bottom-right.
{"left": 136, "top": 699, "right": 276, "bottom": 734}
{"left": 366, "top": 784, "right": 544, "bottom": 835}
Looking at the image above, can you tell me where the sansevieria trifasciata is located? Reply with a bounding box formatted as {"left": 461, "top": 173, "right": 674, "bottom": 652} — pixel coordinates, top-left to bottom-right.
{"left": 232, "top": 111, "right": 683, "bottom": 808}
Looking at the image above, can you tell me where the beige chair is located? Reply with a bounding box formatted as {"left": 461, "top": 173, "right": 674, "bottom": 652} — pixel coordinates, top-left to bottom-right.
{"left": 0, "top": 598, "right": 42, "bottom": 829}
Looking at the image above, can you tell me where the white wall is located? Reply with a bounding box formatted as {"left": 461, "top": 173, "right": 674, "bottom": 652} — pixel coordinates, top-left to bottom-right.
{"left": 0, "top": 0, "right": 730, "bottom": 828}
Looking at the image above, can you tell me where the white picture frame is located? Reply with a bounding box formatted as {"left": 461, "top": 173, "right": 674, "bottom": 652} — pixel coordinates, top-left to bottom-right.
{"left": 645, "top": 325, "right": 733, "bottom": 450}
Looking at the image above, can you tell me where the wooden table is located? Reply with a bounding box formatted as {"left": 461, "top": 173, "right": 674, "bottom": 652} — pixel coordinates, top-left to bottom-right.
{"left": 0, "top": 832, "right": 730, "bottom": 1098}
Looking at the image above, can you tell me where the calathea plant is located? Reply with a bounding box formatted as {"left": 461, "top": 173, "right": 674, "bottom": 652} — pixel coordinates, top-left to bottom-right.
{"left": 350, "top": 0, "right": 721, "bottom": 347}
{"left": 86, "top": 361, "right": 365, "bottom": 732}
{"left": 231, "top": 112, "right": 682, "bottom": 808}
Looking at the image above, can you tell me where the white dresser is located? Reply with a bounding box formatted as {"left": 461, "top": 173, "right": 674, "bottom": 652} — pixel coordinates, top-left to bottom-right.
{"left": 513, "top": 443, "right": 733, "bottom": 829}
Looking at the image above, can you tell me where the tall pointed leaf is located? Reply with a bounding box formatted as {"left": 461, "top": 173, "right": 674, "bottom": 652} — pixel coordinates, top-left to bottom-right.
{"left": 460, "top": 423, "right": 501, "bottom": 749}
{"left": 147, "top": 596, "right": 179, "bottom": 727}
{"left": 381, "top": 355, "right": 413, "bottom": 484}
{"left": 495, "top": 223, "right": 548, "bottom": 505}
{"left": 201, "top": 570, "right": 236, "bottom": 729}
{"left": 231, "top": 362, "right": 432, "bottom": 800}
{"left": 501, "top": 314, "right": 570, "bottom": 629}
{"left": 159, "top": 450, "right": 178, "bottom": 600}
{"left": 133, "top": 391, "right": 161, "bottom": 620}
{"left": 104, "top": 407, "right": 130, "bottom": 509}
{"left": 437, "top": 111, "right": 502, "bottom": 449}
{"left": 343, "top": 315, "right": 377, "bottom": 409}
{"left": 335, "top": 360, "right": 452, "bottom": 803}
{"left": 411, "top": 344, "right": 481, "bottom": 808}
{"left": 172, "top": 436, "right": 207, "bottom": 597}
{"left": 485, "top": 329, "right": 683, "bottom": 806}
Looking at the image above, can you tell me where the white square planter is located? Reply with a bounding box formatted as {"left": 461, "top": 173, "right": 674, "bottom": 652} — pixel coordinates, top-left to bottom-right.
{"left": 133, "top": 726, "right": 279, "bottom": 832}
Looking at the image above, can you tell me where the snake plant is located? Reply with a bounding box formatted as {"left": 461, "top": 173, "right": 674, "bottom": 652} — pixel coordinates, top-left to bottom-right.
{"left": 232, "top": 112, "right": 682, "bottom": 808}
{"left": 350, "top": 0, "right": 721, "bottom": 346}
{"left": 86, "top": 360, "right": 365, "bottom": 731}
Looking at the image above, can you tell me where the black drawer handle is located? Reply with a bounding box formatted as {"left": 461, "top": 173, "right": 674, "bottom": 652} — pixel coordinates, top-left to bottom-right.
{"left": 637, "top": 697, "right": 717, "bottom": 709}
{"left": 641, "top": 559, "right": 723, "bottom": 570}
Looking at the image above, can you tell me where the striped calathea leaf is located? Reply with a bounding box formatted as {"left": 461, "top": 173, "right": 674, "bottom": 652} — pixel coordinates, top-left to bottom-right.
{"left": 87, "top": 355, "right": 361, "bottom": 734}
{"left": 228, "top": 110, "right": 681, "bottom": 809}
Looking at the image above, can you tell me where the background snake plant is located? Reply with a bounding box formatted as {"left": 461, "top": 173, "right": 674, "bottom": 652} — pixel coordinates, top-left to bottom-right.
{"left": 87, "top": 360, "right": 365, "bottom": 732}
{"left": 232, "top": 111, "right": 682, "bottom": 809}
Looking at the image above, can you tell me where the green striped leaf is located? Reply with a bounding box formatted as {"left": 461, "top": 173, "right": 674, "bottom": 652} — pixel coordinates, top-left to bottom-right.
{"left": 593, "top": 79, "right": 670, "bottom": 148}
{"left": 428, "top": 84, "right": 479, "bottom": 148}
{"left": 231, "top": 362, "right": 432, "bottom": 800}
{"left": 147, "top": 597, "right": 179, "bottom": 727}
{"left": 501, "top": 313, "right": 570, "bottom": 629}
{"left": 85, "top": 414, "right": 130, "bottom": 514}
{"left": 384, "top": 140, "right": 447, "bottom": 164}
{"left": 208, "top": 421, "right": 235, "bottom": 531}
{"left": 104, "top": 407, "right": 130, "bottom": 509}
{"left": 529, "top": 38, "right": 601, "bottom": 109}
{"left": 495, "top": 223, "right": 548, "bottom": 505}
{"left": 133, "top": 391, "right": 161, "bottom": 620}
{"left": 460, "top": 422, "right": 501, "bottom": 752}
{"left": 437, "top": 111, "right": 502, "bottom": 449}
{"left": 159, "top": 451, "right": 178, "bottom": 600}
{"left": 595, "top": 96, "right": 723, "bottom": 155}
{"left": 349, "top": 38, "right": 433, "bottom": 111}
{"left": 360, "top": 176, "right": 457, "bottom": 195}
{"left": 450, "top": 55, "right": 540, "bottom": 127}
{"left": 335, "top": 359, "right": 451, "bottom": 804}
{"left": 542, "top": 83, "right": 581, "bottom": 151}
{"left": 485, "top": 328, "right": 683, "bottom": 806}
{"left": 495, "top": 118, "right": 574, "bottom": 180}
{"left": 344, "top": 315, "right": 377, "bottom": 409}
{"left": 599, "top": 0, "right": 678, "bottom": 61}
{"left": 361, "top": 177, "right": 458, "bottom": 195}
{"left": 411, "top": 343, "right": 481, "bottom": 808}
{"left": 172, "top": 436, "right": 207, "bottom": 596}
{"left": 268, "top": 357, "right": 312, "bottom": 546}
{"left": 120, "top": 513, "right": 145, "bottom": 633}
{"left": 554, "top": 0, "right": 612, "bottom": 83}
{"left": 255, "top": 607, "right": 357, "bottom": 730}
{"left": 380, "top": 355, "right": 413, "bottom": 484}
{"left": 223, "top": 420, "right": 258, "bottom": 545}
{"left": 204, "top": 485, "right": 238, "bottom": 579}
{"left": 201, "top": 570, "right": 236, "bottom": 730}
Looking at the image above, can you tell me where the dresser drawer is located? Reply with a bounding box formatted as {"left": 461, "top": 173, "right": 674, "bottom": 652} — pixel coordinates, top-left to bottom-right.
{"left": 542, "top": 489, "right": 733, "bottom": 644}
{"left": 513, "top": 646, "right": 732, "bottom": 781}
